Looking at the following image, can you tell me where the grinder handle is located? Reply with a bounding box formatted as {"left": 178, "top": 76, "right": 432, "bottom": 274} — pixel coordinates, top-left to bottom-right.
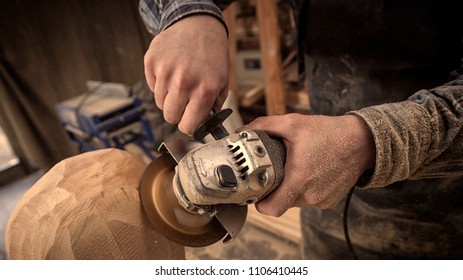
{"left": 193, "top": 109, "right": 232, "bottom": 141}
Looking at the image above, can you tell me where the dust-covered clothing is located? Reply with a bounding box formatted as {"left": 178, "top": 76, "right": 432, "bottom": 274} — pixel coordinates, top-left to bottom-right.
{"left": 298, "top": 0, "right": 463, "bottom": 259}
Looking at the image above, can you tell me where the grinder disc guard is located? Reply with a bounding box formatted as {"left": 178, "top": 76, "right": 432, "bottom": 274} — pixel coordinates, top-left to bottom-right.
{"left": 139, "top": 154, "right": 227, "bottom": 247}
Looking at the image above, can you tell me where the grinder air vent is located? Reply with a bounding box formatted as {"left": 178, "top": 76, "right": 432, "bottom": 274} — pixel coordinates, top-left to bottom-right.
{"left": 228, "top": 144, "right": 249, "bottom": 180}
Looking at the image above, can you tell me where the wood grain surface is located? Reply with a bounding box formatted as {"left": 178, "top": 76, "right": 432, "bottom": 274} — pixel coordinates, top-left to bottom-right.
{"left": 5, "top": 148, "right": 185, "bottom": 260}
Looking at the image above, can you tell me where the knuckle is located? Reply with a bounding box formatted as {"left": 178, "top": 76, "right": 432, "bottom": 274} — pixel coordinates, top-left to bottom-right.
{"left": 270, "top": 209, "right": 285, "bottom": 218}
{"left": 197, "top": 91, "right": 215, "bottom": 105}
{"left": 173, "top": 73, "right": 192, "bottom": 92}
{"left": 252, "top": 116, "right": 267, "bottom": 125}
{"left": 285, "top": 113, "right": 302, "bottom": 127}
{"left": 199, "top": 82, "right": 219, "bottom": 95}
{"left": 316, "top": 200, "right": 337, "bottom": 210}
{"left": 305, "top": 193, "right": 338, "bottom": 209}
{"left": 256, "top": 204, "right": 284, "bottom": 218}
{"left": 325, "top": 201, "right": 338, "bottom": 209}
{"left": 305, "top": 193, "right": 324, "bottom": 206}
{"left": 143, "top": 52, "right": 154, "bottom": 69}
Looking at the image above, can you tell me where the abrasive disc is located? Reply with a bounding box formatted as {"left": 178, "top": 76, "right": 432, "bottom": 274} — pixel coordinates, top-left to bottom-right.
{"left": 139, "top": 154, "right": 227, "bottom": 247}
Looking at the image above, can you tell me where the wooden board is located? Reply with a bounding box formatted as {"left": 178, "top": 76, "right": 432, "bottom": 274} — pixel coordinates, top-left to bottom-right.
{"left": 247, "top": 206, "right": 301, "bottom": 244}
{"left": 256, "top": 0, "right": 287, "bottom": 116}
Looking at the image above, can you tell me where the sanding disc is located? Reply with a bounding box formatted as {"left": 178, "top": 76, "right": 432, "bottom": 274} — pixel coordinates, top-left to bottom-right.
{"left": 139, "top": 154, "right": 227, "bottom": 247}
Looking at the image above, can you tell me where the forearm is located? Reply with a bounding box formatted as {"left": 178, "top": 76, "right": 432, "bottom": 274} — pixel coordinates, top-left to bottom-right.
{"left": 350, "top": 76, "right": 463, "bottom": 187}
{"left": 139, "top": 0, "right": 234, "bottom": 36}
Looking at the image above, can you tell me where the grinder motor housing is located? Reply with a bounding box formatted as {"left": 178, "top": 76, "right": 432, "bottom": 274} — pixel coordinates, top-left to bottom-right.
{"left": 173, "top": 129, "right": 286, "bottom": 215}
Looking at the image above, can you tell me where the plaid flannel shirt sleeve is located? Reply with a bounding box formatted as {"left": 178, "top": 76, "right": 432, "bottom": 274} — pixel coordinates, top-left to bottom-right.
{"left": 139, "top": 0, "right": 234, "bottom": 36}
{"left": 349, "top": 75, "right": 463, "bottom": 187}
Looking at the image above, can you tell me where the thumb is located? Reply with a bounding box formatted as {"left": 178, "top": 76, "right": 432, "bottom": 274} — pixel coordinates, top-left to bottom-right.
{"left": 237, "top": 114, "right": 291, "bottom": 138}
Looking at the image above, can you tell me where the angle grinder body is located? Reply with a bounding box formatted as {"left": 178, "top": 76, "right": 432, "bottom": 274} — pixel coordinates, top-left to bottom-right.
{"left": 139, "top": 109, "right": 286, "bottom": 247}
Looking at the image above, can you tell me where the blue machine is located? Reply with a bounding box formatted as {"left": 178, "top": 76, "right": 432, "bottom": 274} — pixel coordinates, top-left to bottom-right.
{"left": 56, "top": 81, "right": 155, "bottom": 159}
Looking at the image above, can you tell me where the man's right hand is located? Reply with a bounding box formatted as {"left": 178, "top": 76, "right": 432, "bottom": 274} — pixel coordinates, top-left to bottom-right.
{"left": 238, "top": 113, "right": 376, "bottom": 217}
{"left": 143, "top": 15, "right": 230, "bottom": 136}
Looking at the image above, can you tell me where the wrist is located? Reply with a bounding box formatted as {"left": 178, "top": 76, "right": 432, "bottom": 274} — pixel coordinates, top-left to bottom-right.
{"left": 168, "top": 14, "right": 229, "bottom": 37}
{"left": 342, "top": 115, "right": 376, "bottom": 184}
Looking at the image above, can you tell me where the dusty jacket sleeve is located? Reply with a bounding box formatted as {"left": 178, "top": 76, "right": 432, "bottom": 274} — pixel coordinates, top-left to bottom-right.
{"left": 349, "top": 76, "right": 463, "bottom": 187}
{"left": 138, "top": 0, "right": 234, "bottom": 36}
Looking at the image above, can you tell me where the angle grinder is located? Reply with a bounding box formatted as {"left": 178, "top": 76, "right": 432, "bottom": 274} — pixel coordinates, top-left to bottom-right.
{"left": 139, "top": 109, "right": 286, "bottom": 247}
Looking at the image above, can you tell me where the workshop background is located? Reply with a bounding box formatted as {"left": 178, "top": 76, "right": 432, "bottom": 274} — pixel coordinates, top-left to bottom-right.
{"left": 0, "top": 0, "right": 308, "bottom": 260}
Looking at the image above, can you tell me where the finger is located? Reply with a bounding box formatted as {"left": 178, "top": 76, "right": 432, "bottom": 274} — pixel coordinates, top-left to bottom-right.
{"left": 294, "top": 191, "right": 343, "bottom": 209}
{"left": 177, "top": 91, "right": 216, "bottom": 136}
{"left": 144, "top": 70, "right": 156, "bottom": 94}
{"left": 292, "top": 188, "right": 332, "bottom": 209}
{"left": 153, "top": 78, "right": 168, "bottom": 110}
{"left": 213, "top": 87, "right": 229, "bottom": 112}
{"left": 293, "top": 195, "right": 335, "bottom": 209}
{"left": 143, "top": 52, "right": 156, "bottom": 93}
{"left": 162, "top": 87, "right": 189, "bottom": 125}
{"left": 255, "top": 185, "right": 297, "bottom": 217}
{"left": 255, "top": 166, "right": 302, "bottom": 217}
{"left": 293, "top": 181, "right": 352, "bottom": 209}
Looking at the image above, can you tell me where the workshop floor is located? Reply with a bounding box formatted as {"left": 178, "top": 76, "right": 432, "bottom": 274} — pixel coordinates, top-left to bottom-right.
{"left": 185, "top": 222, "right": 301, "bottom": 260}
{"left": 0, "top": 171, "right": 44, "bottom": 260}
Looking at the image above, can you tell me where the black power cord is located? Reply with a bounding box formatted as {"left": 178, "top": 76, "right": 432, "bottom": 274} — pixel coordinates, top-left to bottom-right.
{"left": 343, "top": 186, "right": 359, "bottom": 260}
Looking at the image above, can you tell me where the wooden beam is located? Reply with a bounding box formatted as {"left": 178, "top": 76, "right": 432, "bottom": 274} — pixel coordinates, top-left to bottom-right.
{"left": 255, "top": 0, "right": 286, "bottom": 115}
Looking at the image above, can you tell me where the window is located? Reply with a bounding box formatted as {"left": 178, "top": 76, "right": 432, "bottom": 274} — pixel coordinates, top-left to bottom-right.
{"left": 0, "top": 125, "right": 19, "bottom": 172}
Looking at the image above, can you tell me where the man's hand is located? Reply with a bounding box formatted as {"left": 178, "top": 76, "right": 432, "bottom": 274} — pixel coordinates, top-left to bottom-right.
{"left": 239, "top": 113, "right": 376, "bottom": 217}
{"left": 144, "top": 15, "right": 229, "bottom": 136}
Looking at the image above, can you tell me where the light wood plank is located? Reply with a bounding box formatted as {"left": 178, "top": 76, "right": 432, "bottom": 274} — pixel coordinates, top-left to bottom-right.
{"left": 255, "top": 0, "right": 286, "bottom": 116}
{"left": 247, "top": 206, "right": 301, "bottom": 244}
